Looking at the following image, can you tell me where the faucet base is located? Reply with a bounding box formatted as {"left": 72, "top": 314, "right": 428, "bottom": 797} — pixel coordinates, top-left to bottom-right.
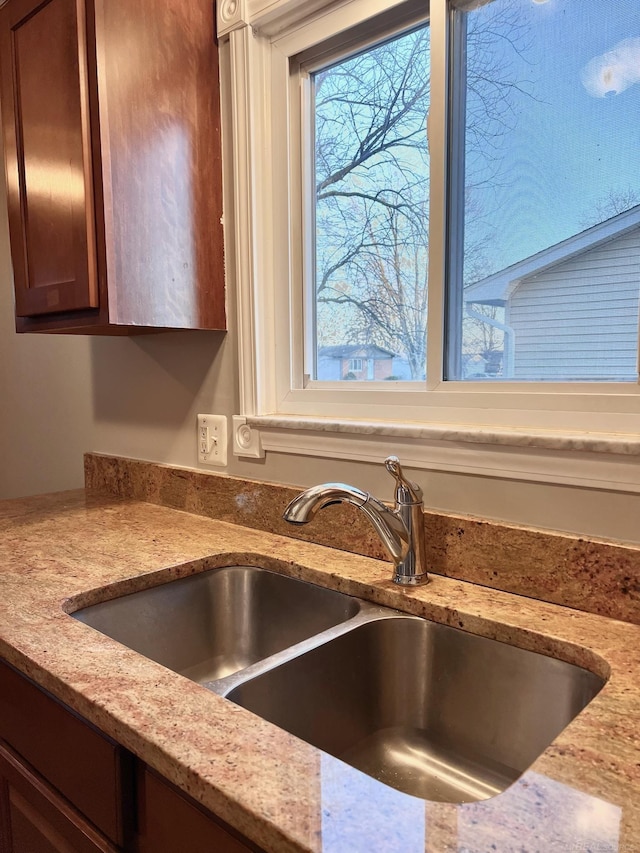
{"left": 393, "top": 572, "right": 429, "bottom": 586}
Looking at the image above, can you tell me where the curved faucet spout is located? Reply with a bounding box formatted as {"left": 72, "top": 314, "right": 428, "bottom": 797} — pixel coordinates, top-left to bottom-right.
{"left": 283, "top": 460, "right": 428, "bottom": 586}
{"left": 284, "top": 482, "right": 408, "bottom": 566}
{"left": 283, "top": 483, "right": 368, "bottom": 523}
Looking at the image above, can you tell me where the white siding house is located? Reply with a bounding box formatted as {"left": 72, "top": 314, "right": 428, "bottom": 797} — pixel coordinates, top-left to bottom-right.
{"left": 465, "top": 206, "right": 640, "bottom": 380}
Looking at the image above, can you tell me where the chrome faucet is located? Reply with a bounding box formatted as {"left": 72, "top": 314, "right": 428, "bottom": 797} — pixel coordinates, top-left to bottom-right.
{"left": 283, "top": 456, "right": 428, "bottom": 586}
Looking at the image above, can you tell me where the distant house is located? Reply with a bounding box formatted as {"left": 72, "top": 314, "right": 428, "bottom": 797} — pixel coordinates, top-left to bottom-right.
{"left": 464, "top": 206, "right": 640, "bottom": 380}
{"left": 317, "top": 345, "right": 398, "bottom": 380}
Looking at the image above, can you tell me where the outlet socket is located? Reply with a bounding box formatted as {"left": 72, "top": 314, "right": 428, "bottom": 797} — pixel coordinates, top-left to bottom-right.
{"left": 197, "top": 414, "right": 228, "bottom": 466}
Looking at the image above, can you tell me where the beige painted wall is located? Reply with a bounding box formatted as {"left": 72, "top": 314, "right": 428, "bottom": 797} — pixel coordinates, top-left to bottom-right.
{"left": 0, "top": 124, "right": 238, "bottom": 497}
{"left": 0, "top": 170, "right": 92, "bottom": 496}
{"left": 1, "top": 63, "right": 639, "bottom": 543}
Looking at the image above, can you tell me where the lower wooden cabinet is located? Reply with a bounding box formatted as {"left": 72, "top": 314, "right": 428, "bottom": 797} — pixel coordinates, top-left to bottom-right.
{"left": 136, "top": 766, "right": 259, "bottom": 853}
{"left": 0, "top": 660, "right": 264, "bottom": 853}
{"left": 0, "top": 741, "right": 119, "bottom": 853}
{"left": 0, "top": 660, "right": 133, "bottom": 847}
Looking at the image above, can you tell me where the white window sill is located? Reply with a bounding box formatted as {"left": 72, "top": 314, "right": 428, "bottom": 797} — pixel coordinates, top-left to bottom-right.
{"left": 232, "top": 415, "right": 640, "bottom": 493}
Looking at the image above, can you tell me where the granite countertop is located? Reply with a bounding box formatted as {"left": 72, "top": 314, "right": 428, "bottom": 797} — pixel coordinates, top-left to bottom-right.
{"left": 1, "top": 489, "right": 638, "bottom": 852}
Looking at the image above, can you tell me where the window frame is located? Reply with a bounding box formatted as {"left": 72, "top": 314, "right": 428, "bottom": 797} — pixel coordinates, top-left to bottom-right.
{"left": 218, "top": 0, "right": 640, "bottom": 491}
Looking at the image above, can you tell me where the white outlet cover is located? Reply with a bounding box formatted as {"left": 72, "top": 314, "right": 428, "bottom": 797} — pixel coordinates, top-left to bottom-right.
{"left": 197, "top": 414, "right": 228, "bottom": 466}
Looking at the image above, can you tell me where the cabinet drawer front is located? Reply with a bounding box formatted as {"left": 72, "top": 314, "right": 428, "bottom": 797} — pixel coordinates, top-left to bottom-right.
{"left": 0, "top": 0, "right": 99, "bottom": 317}
{"left": 0, "top": 741, "right": 120, "bottom": 853}
{"left": 0, "top": 660, "right": 131, "bottom": 847}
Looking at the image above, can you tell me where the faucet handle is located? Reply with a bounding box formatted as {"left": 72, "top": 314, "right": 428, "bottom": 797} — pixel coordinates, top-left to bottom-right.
{"left": 384, "top": 456, "right": 423, "bottom": 505}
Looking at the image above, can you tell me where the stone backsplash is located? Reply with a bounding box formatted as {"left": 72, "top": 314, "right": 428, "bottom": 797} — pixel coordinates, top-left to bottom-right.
{"left": 85, "top": 452, "right": 640, "bottom": 625}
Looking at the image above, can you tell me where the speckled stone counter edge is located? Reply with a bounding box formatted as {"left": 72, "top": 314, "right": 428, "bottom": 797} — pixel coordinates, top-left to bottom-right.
{"left": 84, "top": 452, "right": 640, "bottom": 625}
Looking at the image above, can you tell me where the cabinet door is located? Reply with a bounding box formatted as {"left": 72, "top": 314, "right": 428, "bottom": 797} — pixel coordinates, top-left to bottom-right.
{"left": 136, "top": 766, "right": 261, "bottom": 853}
{"left": 0, "top": 741, "right": 120, "bottom": 853}
{"left": 0, "top": 0, "right": 99, "bottom": 317}
{"left": 0, "top": 660, "right": 132, "bottom": 846}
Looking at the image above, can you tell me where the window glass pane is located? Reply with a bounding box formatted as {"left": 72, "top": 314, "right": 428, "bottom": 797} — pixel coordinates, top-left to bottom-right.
{"left": 310, "top": 25, "right": 430, "bottom": 383}
{"left": 448, "top": 0, "right": 640, "bottom": 382}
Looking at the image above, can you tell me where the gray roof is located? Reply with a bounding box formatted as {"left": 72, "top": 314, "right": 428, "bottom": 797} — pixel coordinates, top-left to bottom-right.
{"left": 318, "top": 344, "right": 397, "bottom": 359}
{"left": 465, "top": 204, "right": 640, "bottom": 306}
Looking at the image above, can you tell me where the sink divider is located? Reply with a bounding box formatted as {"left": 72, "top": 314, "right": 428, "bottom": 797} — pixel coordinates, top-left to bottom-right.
{"left": 203, "top": 603, "right": 414, "bottom": 697}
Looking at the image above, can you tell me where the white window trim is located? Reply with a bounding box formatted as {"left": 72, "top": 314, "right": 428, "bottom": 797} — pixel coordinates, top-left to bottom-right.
{"left": 219, "top": 0, "right": 640, "bottom": 491}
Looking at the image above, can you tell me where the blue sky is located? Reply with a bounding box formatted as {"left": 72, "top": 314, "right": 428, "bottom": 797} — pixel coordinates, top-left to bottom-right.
{"left": 467, "top": 0, "right": 640, "bottom": 275}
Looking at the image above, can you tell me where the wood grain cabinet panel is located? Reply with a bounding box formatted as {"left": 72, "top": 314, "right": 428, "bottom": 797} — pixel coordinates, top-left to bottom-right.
{"left": 136, "top": 766, "right": 262, "bottom": 853}
{"left": 0, "top": 0, "right": 225, "bottom": 334}
{"left": 0, "top": 742, "right": 120, "bottom": 853}
{"left": 1, "top": 0, "right": 98, "bottom": 319}
{"left": 0, "top": 660, "right": 133, "bottom": 847}
{"left": 0, "top": 660, "right": 267, "bottom": 853}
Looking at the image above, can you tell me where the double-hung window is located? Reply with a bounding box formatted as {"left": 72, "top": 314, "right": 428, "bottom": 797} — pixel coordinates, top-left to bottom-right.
{"left": 220, "top": 0, "right": 640, "bottom": 487}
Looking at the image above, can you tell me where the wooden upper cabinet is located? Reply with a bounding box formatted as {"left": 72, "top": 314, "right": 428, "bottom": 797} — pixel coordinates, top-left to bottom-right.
{"left": 0, "top": 0, "right": 98, "bottom": 320}
{"left": 0, "top": 0, "right": 226, "bottom": 333}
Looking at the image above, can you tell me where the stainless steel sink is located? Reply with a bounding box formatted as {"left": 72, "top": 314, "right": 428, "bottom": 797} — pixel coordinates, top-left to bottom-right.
{"left": 72, "top": 565, "right": 604, "bottom": 804}
{"left": 72, "top": 565, "right": 360, "bottom": 682}
{"left": 226, "top": 615, "right": 604, "bottom": 803}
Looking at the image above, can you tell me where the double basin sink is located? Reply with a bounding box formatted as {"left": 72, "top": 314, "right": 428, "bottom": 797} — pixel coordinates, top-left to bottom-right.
{"left": 72, "top": 565, "right": 604, "bottom": 804}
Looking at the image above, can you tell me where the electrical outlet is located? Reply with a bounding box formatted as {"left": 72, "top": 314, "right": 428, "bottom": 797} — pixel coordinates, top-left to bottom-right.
{"left": 197, "top": 414, "right": 228, "bottom": 466}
